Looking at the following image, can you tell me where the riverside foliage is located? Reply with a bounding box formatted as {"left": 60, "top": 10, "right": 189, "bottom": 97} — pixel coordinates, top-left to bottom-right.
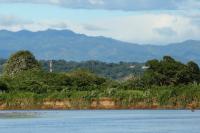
{"left": 0, "top": 59, "right": 144, "bottom": 80}
{"left": 0, "top": 51, "right": 200, "bottom": 109}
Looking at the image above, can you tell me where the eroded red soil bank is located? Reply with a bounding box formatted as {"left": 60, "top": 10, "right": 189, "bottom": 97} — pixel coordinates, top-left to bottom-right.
{"left": 0, "top": 98, "right": 198, "bottom": 110}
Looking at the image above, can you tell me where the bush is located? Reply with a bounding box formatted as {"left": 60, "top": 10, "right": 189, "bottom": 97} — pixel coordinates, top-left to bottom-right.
{"left": 0, "top": 80, "right": 8, "bottom": 92}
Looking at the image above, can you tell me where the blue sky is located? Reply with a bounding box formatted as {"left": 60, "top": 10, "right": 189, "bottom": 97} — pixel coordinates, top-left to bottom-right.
{"left": 0, "top": 0, "right": 200, "bottom": 44}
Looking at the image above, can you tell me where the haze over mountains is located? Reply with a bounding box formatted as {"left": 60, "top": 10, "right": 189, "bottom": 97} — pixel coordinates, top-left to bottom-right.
{"left": 0, "top": 29, "right": 200, "bottom": 64}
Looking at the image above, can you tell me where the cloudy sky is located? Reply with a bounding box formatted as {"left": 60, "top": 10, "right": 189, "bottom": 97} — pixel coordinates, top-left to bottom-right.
{"left": 0, "top": 0, "right": 200, "bottom": 44}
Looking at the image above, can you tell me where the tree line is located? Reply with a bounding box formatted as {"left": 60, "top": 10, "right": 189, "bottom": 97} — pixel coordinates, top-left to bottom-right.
{"left": 0, "top": 58, "right": 144, "bottom": 80}
{"left": 0, "top": 50, "right": 200, "bottom": 109}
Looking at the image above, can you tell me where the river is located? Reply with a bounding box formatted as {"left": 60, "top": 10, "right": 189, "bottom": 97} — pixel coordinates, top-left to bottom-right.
{"left": 0, "top": 110, "right": 199, "bottom": 133}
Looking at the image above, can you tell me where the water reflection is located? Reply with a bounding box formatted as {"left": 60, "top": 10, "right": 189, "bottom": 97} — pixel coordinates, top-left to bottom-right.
{"left": 0, "top": 111, "right": 40, "bottom": 119}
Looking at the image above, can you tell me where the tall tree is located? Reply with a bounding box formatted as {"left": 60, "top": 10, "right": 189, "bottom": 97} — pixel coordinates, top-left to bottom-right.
{"left": 3, "top": 50, "right": 41, "bottom": 77}
{"left": 187, "top": 61, "right": 200, "bottom": 83}
{"left": 143, "top": 56, "right": 200, "bottom": 86}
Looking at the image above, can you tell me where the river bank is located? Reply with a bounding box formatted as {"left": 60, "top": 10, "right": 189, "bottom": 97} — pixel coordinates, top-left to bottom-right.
{"left": 0, "top": 98, "right": 198, "bottom": 110}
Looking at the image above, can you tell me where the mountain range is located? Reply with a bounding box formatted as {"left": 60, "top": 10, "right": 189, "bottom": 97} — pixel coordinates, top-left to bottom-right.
{"left": 0, "top": 29, "right": 200, "bottom": 64}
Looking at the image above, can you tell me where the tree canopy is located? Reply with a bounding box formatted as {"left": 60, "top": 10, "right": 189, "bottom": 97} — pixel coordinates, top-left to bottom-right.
{"left": 143, "top": 56, "right": 200, "bottom": 86}
{"left": 3, "top": 50, "right": 41, "bottom": 77}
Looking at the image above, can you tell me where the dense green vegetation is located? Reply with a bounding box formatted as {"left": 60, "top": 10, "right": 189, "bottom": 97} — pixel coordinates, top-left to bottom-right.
{"left": 3, "top": 51, "right": 41, "bottom": 77}
{"left": 41, "top": 60, "right": 144, "bottom": 79}
{"left": 0, "top": 58, "right": 144, "bottom": 79}
{"left": 144, "top": 56, "right": 200, "bottom": 85}
{"left": 0, "top": 51, "right": 200, "bottom": 109}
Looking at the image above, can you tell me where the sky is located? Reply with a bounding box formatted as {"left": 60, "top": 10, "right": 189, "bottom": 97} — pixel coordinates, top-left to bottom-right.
{"left": 0, "top": 0, "right": 200, "bottom": 44}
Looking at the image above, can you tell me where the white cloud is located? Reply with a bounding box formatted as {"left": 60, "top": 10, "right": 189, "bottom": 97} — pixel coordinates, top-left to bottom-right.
{"left": 49, "top": 0, "right": 61, "bottom": 4}
{"left": 153, "top": 27, "right": 177, "bottom": 37}
{"left": 79, "top": 13, "right": 200, "bottom": 44}
{"left": 88, "top": 0, "right": 104, "bottom": 5}
{"left": 0, "top": 12, "right": 200, "bottom": 45}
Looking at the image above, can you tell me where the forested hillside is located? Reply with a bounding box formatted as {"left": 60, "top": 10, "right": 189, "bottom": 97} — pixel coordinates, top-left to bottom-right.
{"left": 0, "top": 30, "right": 200, "bottom": 63}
